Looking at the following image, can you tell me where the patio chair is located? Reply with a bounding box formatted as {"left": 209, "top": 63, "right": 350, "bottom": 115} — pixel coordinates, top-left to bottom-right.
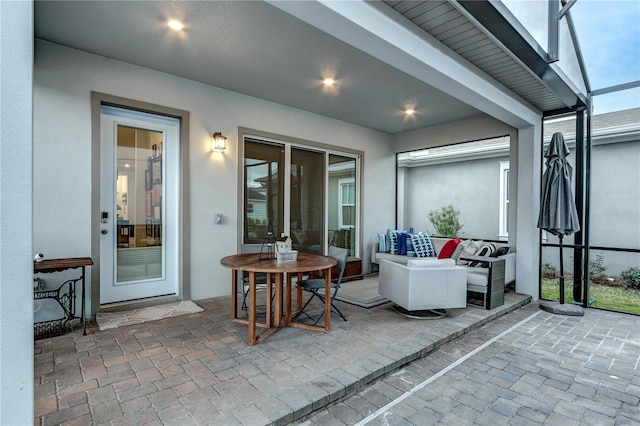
{"left": 240, "top": 272, "right": 273, "bottom": 316}
{"left": 295, "top": 245, "right": 349, "bottom": 325}
{"left": 378, "top": 258, "right": 467, "bottom": 319}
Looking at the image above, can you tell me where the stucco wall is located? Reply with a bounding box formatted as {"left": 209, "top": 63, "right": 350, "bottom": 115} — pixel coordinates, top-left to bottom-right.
{"left": 1, "top": 1, "right": 34, "bottom": 423}
{"left": 393, "top": 114, "right": 514, "bottom": 238}
{"left": 402, "top": 136, "right": 640, "bottom": 278}
{"left": 541, "top": 139, "right": 640, "bottom": 276}
{"left": 404, "top": 156, "right": 508, "bottom": 239}
{"left": 394, "top": 114, "right": 543, "bottom": 299}
{"left": 33, "top": 40, "right": 395, "bottom": 306}
{"left": 590, "top": 140, "right": 640, "bottom": 250}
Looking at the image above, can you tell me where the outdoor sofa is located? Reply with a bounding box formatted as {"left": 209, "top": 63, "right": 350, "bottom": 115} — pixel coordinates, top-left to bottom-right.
{"left": 372, "top": 232, "right": 515, "bottom": 309}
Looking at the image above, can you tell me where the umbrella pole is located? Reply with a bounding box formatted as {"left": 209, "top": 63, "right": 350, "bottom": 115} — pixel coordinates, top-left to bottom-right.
{"left": 540, "top": 232, "right": 583, "bottom": 316}
{"left": 558, "top": 235, "right": 565, "bottom": 305}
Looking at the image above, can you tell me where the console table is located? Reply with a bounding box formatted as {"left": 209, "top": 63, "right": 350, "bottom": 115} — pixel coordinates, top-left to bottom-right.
{"left": 34, "top": 257, "right": 93, "bottom": 337}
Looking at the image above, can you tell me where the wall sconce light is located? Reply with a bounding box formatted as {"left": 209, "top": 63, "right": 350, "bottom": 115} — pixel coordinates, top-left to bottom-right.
{"left": 212, "top": 132, "right": 227, "bottom": 151}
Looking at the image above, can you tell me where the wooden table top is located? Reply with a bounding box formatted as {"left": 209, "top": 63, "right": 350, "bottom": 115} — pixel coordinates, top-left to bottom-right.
{"left": 34, "top": 257, "right": 94, "bottom": 273}
{"left": 220, "top": 252, "right": 336, "bottom": 273}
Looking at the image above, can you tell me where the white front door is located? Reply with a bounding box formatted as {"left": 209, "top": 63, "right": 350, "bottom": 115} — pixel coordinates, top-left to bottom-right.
{"left": 100, "top": 106, "right": 180, "bottom": 304}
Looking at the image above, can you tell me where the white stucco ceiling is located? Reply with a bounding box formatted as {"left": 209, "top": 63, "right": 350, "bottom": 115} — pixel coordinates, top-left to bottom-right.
{"left": 34, "top": 0, "right": 486, "bottom": 135}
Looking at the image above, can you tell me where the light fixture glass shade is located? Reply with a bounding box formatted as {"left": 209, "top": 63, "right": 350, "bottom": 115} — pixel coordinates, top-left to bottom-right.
{"left": 212, "top": 132, "right": 227, "bottom": 151}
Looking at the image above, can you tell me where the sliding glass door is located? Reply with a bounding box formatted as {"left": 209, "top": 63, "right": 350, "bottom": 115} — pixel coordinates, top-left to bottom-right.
{"left": 243, "top": 139, "right": 284, "bottom": 244}
{"left": 242, "top": 136, "right": 360, "bottom": 257}
{"left": 291, "top": 148, "right": 324, "bottom": 254}
{"left": 328, "top": 154, "right": 357, "bottom": 256}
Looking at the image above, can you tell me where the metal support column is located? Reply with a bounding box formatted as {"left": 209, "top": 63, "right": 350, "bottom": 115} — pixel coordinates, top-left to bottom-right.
{"left": 573, "top": 109, "right": 586, "bottom": 303}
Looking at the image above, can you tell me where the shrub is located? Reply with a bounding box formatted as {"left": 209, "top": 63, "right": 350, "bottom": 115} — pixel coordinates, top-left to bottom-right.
{"left": 427, "top": 204, "right": 463, "bottom": 238}
{"left": 589, "top": 252, "right": 607, "bottom": 280}
{"left": 542, "top": 263, "right": 557, "bottom": 279}
{"left": 621, "top": 267, "right": 640, "bottom": 289}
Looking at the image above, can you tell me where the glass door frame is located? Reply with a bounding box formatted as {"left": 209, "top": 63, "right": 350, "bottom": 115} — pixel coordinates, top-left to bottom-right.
{"left": 237, "top": 128, "right": 363, "bottom": 259}
{"left": 90, "top": 93, "right": 191, "bottom": 315}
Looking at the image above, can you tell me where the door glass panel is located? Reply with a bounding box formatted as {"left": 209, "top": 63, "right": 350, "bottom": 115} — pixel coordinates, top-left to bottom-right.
{"left": 116, "top": 125, "right": 163, "bottom": 283}
{"left": 244, "top": 140, "right": 284, "bottom": 244}
{"left": 328, "top": 154, "right": 357, "bottom": 256}
{"left": 340, "top": 181, "right": 355, "bottom": 227}
{"left": 291, "top": 148, "right": 324, "bottom": 254}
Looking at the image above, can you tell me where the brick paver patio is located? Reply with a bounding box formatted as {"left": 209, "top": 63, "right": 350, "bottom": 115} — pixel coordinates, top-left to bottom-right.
{"left": 300, "top": 302, "right": 640, "bottom": 425}
{"left": 34, "top": 290, "right": 638, "bottom": 425}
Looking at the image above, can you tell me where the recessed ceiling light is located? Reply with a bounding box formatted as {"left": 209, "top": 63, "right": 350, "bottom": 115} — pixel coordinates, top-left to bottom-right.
{"left": 405, "top": 108, "right": 415, "bottom": 116}
{"left": 167, "top": 19, "right": 185, "bottom": 31}
{"left": 323, "top": 78, "right": 335, "bottom": 86}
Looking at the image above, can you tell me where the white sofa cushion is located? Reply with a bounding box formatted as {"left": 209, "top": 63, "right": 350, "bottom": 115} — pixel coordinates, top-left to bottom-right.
{"left": 465, "top": 253, "right": 516, "bottom": 288}
{"left": 466, "top": 268, "right": 490, "bottom": 286}
{"left": 376, "top": 252, "right": 410, "bottom": 264}
{"left": 407, "top": 258, "right": 455, "bottom": 268}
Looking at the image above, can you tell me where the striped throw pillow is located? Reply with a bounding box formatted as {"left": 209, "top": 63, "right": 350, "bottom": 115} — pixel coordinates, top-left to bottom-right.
{"left": 468, "top": 242, "right": 496, "bottom": 267}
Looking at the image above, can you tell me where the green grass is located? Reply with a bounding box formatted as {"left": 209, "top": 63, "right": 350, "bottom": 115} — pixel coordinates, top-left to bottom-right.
{"left": 541, "top": 279, "right": 640, "bottom": 315}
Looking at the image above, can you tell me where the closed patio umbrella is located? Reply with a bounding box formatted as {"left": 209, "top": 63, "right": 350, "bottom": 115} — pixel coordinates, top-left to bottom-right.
{"left": 537, "top": 132, "right": 583, "bottom": 315}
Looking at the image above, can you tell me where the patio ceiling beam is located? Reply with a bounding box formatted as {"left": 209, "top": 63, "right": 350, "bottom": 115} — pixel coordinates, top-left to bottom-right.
{"left": 457, "top": 0, "right": 587, "bottom": 111}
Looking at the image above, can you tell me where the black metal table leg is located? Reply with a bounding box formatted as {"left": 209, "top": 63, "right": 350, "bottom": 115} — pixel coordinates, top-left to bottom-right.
{"left": 81, "top": 265, "right": 86, "bottom": 335}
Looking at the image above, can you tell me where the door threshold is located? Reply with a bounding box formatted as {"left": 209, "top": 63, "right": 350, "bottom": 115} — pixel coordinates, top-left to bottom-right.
{"left": 100, "top": 294, "right": 181, "bottom": 313}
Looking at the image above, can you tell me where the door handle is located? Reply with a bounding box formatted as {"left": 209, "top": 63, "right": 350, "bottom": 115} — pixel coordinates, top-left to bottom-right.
{"left": 101, "top": 229, "right": 108, "bottom": 235}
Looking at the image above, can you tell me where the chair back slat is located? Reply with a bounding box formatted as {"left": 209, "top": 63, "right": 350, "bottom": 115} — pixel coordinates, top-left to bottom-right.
{"left": 295, "top": 245, "right": 350, "bottom": 325}
{"left": 328, "top": 245, "right": 349, "bottom": 285}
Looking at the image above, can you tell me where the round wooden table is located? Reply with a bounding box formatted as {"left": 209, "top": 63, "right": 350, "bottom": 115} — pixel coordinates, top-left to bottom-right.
{"left": 220, "top": 252, "right": 336, "bottom": 345}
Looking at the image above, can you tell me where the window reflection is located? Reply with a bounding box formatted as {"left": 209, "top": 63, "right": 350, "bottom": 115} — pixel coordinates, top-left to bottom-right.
{"left": 242, "top": 138, "right": 360, "bottom": 258}
{"left": 329, "top": 155, "right": 357, "bottom": 256}
{"left": 291, "top": 148, "right": 324, "bottom": 254}
{"left": 244, "top": 140, "right": 284, "bottom": 244}
{"left": 116, "top": 125, "right": 163, "bottom": 282}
